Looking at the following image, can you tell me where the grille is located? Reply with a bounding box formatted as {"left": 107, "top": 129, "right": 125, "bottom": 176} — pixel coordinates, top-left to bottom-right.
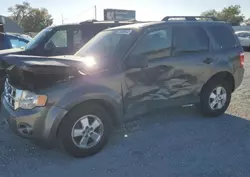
{"left": 4, "top": 79, "right": 22, "bottom": 110}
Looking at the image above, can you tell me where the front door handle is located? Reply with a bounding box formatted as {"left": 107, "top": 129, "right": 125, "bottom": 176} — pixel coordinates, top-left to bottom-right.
{"left": 203, "top": 58, "right": 213, "bottom": 64}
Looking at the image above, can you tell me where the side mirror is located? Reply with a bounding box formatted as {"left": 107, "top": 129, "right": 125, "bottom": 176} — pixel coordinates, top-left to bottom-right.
{"left": 44, "top": 40, "right": 55, "bottom": 51}
{"left": 126, "top": 54, "right": 148, "bottom": 69}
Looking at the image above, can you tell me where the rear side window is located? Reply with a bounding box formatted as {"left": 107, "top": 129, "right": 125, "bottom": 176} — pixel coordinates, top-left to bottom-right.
{"left": 172, "top": 25, "right": 209, "bottom": 56}
{"left": 49, "top": 30, "right": 67, "bottom": 47}
{"left": 207, "top": 25, "right": 238, "bottom": 49}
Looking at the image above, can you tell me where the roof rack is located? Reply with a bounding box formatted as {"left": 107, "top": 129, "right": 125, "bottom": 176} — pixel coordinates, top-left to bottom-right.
{"left": 162, "top": 16, "right": 218, "bottom": 21}
{"left": 80, "top": 19, "right": 98, "bottom": 24}
{"left": 80, "top": 19, "right": 143, "bottom": 24}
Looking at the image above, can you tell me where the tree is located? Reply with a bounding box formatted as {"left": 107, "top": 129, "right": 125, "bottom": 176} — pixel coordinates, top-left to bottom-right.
{"left": 201, "top": 5, "right": 245, "bottom": 26}
{"left": 201, "top": 9, "right": 218, "bottom": 17}
{"left": 8, "top": 1, "right": 53, "bottom": 32}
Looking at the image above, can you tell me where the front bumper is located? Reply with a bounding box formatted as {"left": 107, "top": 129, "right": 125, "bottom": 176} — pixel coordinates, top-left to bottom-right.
{"left": 0, "top": 96, "right": 68, "bottom": 147}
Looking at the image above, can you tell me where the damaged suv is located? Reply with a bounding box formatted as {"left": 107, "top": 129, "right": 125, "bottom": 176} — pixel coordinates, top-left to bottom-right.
{"left": 0, "top": 17, "right": 244, "bottom": 157}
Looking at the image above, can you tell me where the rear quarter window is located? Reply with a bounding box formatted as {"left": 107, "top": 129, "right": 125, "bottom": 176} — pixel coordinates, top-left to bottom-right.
{"left": 207, "top": 25, "right": 238, "bottom": 49}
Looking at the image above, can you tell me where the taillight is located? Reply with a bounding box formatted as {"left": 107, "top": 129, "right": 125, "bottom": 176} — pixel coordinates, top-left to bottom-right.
{"left": 240, "top": 52, "right": 244, "bottom": 68}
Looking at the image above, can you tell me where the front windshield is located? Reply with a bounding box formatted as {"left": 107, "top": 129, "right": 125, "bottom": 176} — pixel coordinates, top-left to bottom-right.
{"left": 75, "top": 29, "right": 137, "bottom": 61}
{"left": 25, "top": 27, "right": 53, "bottom": 50}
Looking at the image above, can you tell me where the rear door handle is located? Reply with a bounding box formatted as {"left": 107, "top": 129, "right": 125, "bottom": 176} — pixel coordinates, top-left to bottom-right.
{"left": 203, "top": 58, "right": 213, "bottom": 64}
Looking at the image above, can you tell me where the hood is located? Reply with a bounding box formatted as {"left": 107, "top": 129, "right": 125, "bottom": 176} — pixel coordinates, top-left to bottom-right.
{"left": 4, "top": 54, "right": 106, "bottom": 90}
{"left": 0, "top": 48, "right": 24, "bottom": 56}
{"left": 4, "top": 55, "right": 88, "bottom": 91}
{"left": 2, "top": 54, "right": 94, "bottom": 75}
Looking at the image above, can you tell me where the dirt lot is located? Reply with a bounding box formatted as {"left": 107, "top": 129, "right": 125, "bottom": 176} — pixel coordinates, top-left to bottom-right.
{"left": 0, "top": 52, "right": 250, "bottom": 177}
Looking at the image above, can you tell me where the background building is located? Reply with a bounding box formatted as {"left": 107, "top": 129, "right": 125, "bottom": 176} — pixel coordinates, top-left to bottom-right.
{"left": 0, "top": 15, "right": 24, "bottom": 33}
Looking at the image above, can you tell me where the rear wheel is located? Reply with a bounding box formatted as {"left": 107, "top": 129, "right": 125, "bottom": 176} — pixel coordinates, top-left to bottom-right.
{"left": 199, "top": 79, "right": 232, "bottom": 117}
{"left": 58, "top": 104, "right": 112, "bottom": 157}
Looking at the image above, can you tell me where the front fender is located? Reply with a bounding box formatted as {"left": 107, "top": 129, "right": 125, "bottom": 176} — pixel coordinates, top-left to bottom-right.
{"left": 55, "top": 85, "right": 123, "bottom": 123}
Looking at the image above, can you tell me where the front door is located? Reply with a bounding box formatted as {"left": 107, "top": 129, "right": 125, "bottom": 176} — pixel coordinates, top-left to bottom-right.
{"left": 123, "top": 27, "right": 174, "bottom": 118}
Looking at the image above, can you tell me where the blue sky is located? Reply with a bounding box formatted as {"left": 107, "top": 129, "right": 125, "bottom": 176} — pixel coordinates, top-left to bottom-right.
{"left": 1, "top": 0, "right": 250, "bottom": 25}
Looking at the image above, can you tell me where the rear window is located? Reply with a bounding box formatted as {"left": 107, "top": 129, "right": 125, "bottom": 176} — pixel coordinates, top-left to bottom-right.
{"left": 207, "top": 25, "right": 238, "bottom": 49}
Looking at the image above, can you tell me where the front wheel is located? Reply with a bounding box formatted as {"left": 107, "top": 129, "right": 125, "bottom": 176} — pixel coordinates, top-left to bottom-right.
{"left": 199, "top": 80, "right": 232, "bottom": 117}
{"left": 58, "top": 104, "right": 112, "bottom": 157}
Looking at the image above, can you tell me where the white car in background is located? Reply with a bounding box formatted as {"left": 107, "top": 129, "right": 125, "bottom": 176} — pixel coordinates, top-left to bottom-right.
{"left": 235, "top": 31, "right": 250, "bottom": 50}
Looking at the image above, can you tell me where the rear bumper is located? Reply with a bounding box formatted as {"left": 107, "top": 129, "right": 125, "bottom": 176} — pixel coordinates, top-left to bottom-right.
{"left": 0, "top": 96, "right": 68, "bottom": 147}
{"left": 234, "top": 67, "right": 244, "bottom": 90}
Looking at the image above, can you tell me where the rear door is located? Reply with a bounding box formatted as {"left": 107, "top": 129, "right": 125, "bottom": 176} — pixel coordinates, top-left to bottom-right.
{"left": 166, "top": 24, "right": 213, "bottom": 104}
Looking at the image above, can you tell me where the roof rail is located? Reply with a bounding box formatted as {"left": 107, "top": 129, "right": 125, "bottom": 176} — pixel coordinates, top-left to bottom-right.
{"left": 80, "top": 19, "right": 141, "bottom": 24}
{"left": 162, "top": 16, "right": 218, "bottom": 21}
{"left": 80, "top": 19, "right": 98, "bottom": 24}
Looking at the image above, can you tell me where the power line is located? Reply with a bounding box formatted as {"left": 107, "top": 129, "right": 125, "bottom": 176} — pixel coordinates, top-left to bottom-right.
{"left": 62, "top": 6, "right": 96, "bottom": 23}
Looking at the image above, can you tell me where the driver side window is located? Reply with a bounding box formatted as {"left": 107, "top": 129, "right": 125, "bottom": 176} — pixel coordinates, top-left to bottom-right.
{"left": 131, "top": 28, "right": 172, "bottom": 61}
{"left": 48, "top": 30, "right": 67, "bottom": 48}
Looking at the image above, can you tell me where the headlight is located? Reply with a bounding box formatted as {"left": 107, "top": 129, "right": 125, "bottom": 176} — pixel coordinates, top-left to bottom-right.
{"left": 19, "top": 91, "right": 47, "bottom": 109}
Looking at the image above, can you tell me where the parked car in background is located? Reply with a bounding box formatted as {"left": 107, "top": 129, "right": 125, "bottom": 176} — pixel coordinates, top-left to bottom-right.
{"left": 235, "top": 31, "right": 250, "bottom": 50}
{"left": 0, "top": 16, "right": 244, "bottom": 157}
{"left": 0, "top": 20, "right": 139, "bottom": 57}
{"left": 0, "top": 20, "right": 140, "bottom": 93}
{"left": 0, "top": 32, "right": 31, "bottom": 50}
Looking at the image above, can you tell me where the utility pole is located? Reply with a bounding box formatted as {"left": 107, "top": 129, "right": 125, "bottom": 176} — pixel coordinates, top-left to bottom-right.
{"left": 61, "top": 13, "right": 64, "bottom": 24}
{"left": 94, "top": 5, "right": 97, "bottom": 20}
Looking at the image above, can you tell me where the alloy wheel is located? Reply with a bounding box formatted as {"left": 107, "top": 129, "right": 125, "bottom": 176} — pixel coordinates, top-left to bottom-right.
{"left": 71, "top": 115, "right": 104, "bottom": 149}
{"left": 209, "top": 86, "right": 227, "bottom": 110}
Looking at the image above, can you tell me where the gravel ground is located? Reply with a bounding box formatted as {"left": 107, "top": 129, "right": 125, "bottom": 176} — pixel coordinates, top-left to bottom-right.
{"left": 0, "top": 52, "right": 250, "bottom": 177}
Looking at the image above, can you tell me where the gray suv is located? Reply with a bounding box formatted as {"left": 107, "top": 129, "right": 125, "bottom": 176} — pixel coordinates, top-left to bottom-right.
{"left": 0, "top": 17, "right": 245, "bottom": 157}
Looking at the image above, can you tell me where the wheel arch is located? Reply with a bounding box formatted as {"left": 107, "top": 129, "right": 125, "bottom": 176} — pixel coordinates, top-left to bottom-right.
{"left": 54, "top": 98, "right": 122, "bottom": 138}
{"left": 201, "top": 71, "right": 235, "bottom": 95}
{"left": 65, "top": 99, "right": 121, "bottom": 126}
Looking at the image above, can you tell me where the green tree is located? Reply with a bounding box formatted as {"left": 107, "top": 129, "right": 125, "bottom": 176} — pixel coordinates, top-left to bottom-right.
{"left": 8, "top": 1, "right": 53, "bottom": 32}
{"left": 201, "top": 5, "right": 245, "bottom": 26}
{"left": 201, "top": 9, "right": 218, "bottom": 17}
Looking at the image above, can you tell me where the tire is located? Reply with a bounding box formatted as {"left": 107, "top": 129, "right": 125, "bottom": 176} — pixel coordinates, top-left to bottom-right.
{"left": 58, "top": 104, "right": 112, "bottom": 157}
{"left": 199, "top": 79, "right": 232, "bottom": 117}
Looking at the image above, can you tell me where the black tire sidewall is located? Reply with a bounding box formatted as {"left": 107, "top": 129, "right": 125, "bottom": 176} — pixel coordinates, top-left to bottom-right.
{"left": 200, "top": 81, "right": 232, "bottom": 117}
{"left": 58, "top": 104, "right": 112, "bottom": 157}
